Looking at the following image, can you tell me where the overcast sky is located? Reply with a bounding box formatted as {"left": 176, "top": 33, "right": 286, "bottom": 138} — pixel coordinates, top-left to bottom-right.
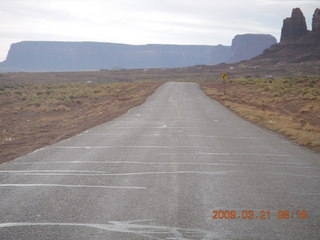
{"left": 0, "top": 0, "right": 319, "bottom": 61}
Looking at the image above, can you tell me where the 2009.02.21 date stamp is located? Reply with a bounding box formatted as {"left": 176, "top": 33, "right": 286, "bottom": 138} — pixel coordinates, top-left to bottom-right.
{"left": 212, "top": 210, "right": 309, "bottom": 220}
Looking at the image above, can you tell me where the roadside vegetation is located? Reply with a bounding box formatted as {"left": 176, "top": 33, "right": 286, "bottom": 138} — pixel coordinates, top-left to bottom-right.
{"left": 1, "top": 69, "right": 319, "bottom": 164}
{"left": 201, "top": 76, "right": 320, "bottom": 152}
{"left": 0, "top": 81, "right": 162, "bottom": 163}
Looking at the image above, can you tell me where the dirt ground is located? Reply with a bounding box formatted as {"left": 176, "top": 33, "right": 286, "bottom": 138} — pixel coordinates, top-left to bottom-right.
{"left": 0, "top": 81, "right": 162, "bottom": 164}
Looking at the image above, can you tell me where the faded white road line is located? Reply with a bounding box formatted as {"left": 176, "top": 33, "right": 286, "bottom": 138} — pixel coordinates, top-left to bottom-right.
{"left": 0, "top": 220, "right": 227, "bottom": 239}
{"left": 0, "top": 184, "right": 145, "bottom": 189}
{"left": 1, "top": 170, "right": 318, "bottom": 179}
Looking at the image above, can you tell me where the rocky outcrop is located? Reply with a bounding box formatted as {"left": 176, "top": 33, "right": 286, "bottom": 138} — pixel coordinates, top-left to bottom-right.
{"left": 312, "top": 8, "right": 320, "bottom": 32}
{"left": 229, "top": 34, "right": 276, "bottom": 63}
{"left": 280, "top": 8, "right": 308, "bottom": 42}
{"left": 246, "top": 8, "right": 320, "bottom": 65}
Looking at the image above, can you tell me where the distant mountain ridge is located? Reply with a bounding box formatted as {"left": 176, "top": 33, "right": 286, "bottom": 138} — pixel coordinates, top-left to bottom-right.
{"left": 0, "top": 35, "right": 277, "bottom": 72}
{"left": 0, "top": 42, "right": 231, "bottom": 72}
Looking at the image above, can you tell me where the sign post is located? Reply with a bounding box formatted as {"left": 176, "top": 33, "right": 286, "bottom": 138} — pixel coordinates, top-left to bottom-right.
{"left": 220, "top": 73, "right": 229, "bottom": 95}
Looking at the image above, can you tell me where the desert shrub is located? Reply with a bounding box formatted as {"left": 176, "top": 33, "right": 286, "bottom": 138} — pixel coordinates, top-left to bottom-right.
{"left": 14, "top": 90, "right": 23, "bottom": 95}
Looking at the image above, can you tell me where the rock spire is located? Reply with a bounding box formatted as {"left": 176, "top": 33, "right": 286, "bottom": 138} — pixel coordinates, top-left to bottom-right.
{"left": 280, "top": 8, "right": 308, "bottom": 42}
{"left": 312, "top": 8, "right": 320, "bottom": 32}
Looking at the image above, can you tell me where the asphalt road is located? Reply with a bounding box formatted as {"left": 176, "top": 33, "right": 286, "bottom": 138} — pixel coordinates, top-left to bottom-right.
{"left": 0, "top": 82, "right": 319, "bottom": 239}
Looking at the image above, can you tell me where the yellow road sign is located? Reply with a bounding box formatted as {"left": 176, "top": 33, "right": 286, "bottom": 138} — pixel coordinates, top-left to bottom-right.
{"left": 221, "top": 73, "right": 228, "bottom": 80}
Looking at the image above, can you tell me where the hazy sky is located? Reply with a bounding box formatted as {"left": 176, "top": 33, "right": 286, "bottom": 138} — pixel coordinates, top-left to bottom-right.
{"left": 0, "top": 0, "right": 319, "bottom": 61}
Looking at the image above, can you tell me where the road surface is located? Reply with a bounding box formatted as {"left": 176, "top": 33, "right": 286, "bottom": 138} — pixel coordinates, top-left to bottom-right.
{"left": 0, "top": 82, "right": 319, "bottom": 239}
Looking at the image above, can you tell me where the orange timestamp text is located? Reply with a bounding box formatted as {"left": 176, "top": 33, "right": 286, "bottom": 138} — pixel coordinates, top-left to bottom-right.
{"left": 212, "top": 210, "right": 309, "bottom": 220}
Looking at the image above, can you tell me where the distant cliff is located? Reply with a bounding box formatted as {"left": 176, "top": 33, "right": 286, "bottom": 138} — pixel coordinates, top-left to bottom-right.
{"left": 0, "top": 42, "right": 231, "bottom": 72}
{"left": 229, "top": 34, "right": 277, "bottom": 63}
{"left": 0, "top": 34, "right": 278, "bottom": 72}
